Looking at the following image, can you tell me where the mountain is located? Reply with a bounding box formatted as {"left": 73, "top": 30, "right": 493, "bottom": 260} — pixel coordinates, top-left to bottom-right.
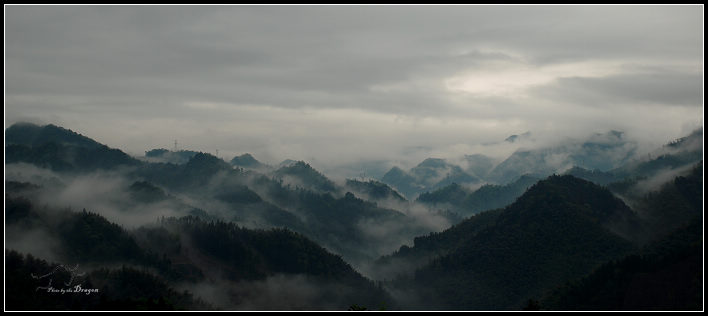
{"left": 6, "top": 142, "right": 140, "bottom": 172}
{"left": 416, "top": 182, "right": 469, "bottom": 208}
{"left": 461, "top": 154, "right": 498, "bottom": 179}
{"left": 6, "top": 122, "right": 103, "bottom": 149}
{"left": 624, "top": 162, "right": 703, "bottom": 243}
{"left": 372, "top": 207, "right": 504, "bottom": 281}
{"left": 487, "top": 130, "right": 637, "bottom": 185}
{"left": 130, "top": 150, "right": 417, "bottom": 265}
{"left": 213, "top": 182, "right": 306, "bottom": 231}
{"left": 378, "top": 175, "right": 639, "bottom": 310}
{"left": 134, "top": 152, "right": 234, "bottom": 191}
{"left": 381, "top": 158, "right": 481, "bottom": 198}
{"left": 131, "top": 154, "right": 307, "bottom": 231}
{"left": 411, "top": 159, "right": 480, "bottom": 188}
{"left": 230, "top": 153, "right": 267, "bottom": 170}
{"left": 278, "top": 159, "right": 298, "bottom": 167}
{"left": 6, "top": 122, "right": 701, "bottom": 311}
{"left": 129, "top": 181, "right": 169, "bottom": 204}
{"left": 563, "top": 128, "right": 702, "bottom": 194}
{"left": 504, "top": 131, "right": 532, "bottom": 143}
{"left": 273, "top": 161, "right": 337, "bottom": 193}
{"left": 280, "top": 190, "right": 408, "bottom": 264}
{"left": 417, "top": 174, "right": 539, "bottom": 218}
{"left": 541, "top": 219, "right": 702, "bottom": 311}
{"left": 234, "top": 173, "right": 441, "bottom": 264}
{"left": 5, "top": 196, "right": 393, "bottom": 310}
{"left": 563, "top": 166, "right": 618, "bottom": 185}
{"left": 344, "top": 179, "right": 407, "bottom": 203}
{"left": 380, "top": 166, "right": 419, "bottom": 198}
{"left": 183, "top": 152, "right": 233, "bottom": 177}
{"left": 6, "top": 122, "right": 141, "bottom": 172}
{"left": 6, "top": 197, "right": 153, "bottom": 266}
{"left": 144, "top": 148, "right": 201, "bottom": 164}
{"left": 610, "top": 128, "right": 702, "bottom": 181}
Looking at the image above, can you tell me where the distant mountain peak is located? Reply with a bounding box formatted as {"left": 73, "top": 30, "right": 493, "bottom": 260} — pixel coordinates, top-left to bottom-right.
{"left": 6, "top": 122, "right": 140, "bottom": 171}
{"left": 514, "top": 174, "right": 633, "bottom": 224}
{"left": 382, "top": 166, "right": 408, "bottom": 179}
{"left": 188, "top": 152, "right": 222, "bottom": 162}
{"left": 144, "top": 148, "right": 200, "bottom": 164}
{"left": 381, "top": 158, "right": 480, "bottom": 198}
{"left": 505, "top": 131, "right": 532, "bottom": 143}
{"left": 278, "top": 159, "right": 298, "bottom": 167}
{"left": 344, "top": 178, "right": 407, "bottom": 202}
{"left": 417, "top": 158, "right": 448, "bottom": 168}
{"left": 230, "top": 153, "right": 265, "bottom": 169}
{"left": 184, "top": 152, "right": 231, "bottom": 172}
{"left": 382, "top": 173, "right": 637, "bottom": 310}
{"left": 274, "top": 160, "right": 337, "bottom": 192}
{"left": 6, "top": 122, "right": 102, "bottom": 149}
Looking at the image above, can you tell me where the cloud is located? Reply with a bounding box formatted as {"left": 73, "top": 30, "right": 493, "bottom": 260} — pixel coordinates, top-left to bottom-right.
{"left": 5, "top": 163, "right": 192, "bottom": 229}
{"left": 5, "top": 5, "right": 703, "bottom": 171}
{"left": 531, "top": 70, "right": 703, "bottom": 107}
{"left": 5, "top": 226, "right": 64, "bottom": 263}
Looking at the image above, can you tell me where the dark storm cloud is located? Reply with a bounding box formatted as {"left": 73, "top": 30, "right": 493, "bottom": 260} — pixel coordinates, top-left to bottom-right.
{"left": 4, "top": 5, "right": 703, "bottom": 167}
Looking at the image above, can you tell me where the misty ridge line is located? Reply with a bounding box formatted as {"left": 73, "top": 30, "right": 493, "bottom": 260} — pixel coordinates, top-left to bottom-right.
{"left": 4, "top": 122, "right": 703, "bottom": 237}
{"left": 6, "top": 122, "right": 699, "bottom": 183}
{"left": 4, "top": 121, "right": 703, "bottom": 311}
{"left": 5, "top": 123, "right": 462, "bottom": 272}
{"left": 4, "top": 5, "right": 703, "bottom": 310}
{"left": 4, "top": 122, "right": 703, "bottom": 220}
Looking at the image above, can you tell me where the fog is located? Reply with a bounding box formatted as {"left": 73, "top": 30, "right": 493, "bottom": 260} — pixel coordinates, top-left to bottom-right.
{"left": 4, "top": 126, "right": 701, "bottom": 311}
{"left": 5, "top": 5, "right": 702, "bottom": 176}
{"left": 5, "top": 157, "right": 456, "bottom": 279}
{"left": 6, "top": 163, "right": 190, "bottom": 229}
{"left": 3, "top": 5, "right": 703, "bottom": 311}
{"left": 5, "top": 226, "right": 64, "bottom": 263}
{"left": 186, "top": 274, "right": 378, "bottom": 310}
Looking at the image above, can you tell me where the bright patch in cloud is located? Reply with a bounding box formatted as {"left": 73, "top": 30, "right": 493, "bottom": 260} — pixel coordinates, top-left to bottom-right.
{"left": 444, "top": 56, "right": 625, "bottom": 97}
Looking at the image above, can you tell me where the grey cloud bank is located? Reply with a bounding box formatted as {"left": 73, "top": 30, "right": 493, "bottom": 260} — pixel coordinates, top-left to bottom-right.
{"left": 5, "top": 5, "right": 703, "bottom": 170}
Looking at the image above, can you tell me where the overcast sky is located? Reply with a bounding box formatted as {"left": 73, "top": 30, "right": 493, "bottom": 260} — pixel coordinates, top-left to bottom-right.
{"left": 4, "top": 5, "right": 704, "bottom": 172}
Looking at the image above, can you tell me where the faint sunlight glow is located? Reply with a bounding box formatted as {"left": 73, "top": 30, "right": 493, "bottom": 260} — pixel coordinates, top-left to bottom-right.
{"left": 444, "top": 57, "right": 626, "bottom": 97}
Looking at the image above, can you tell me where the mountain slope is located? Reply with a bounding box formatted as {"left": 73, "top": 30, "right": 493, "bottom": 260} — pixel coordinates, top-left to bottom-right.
{"left": 344, "top": 179, "right": 407, "bottom": 203}
{"left": 273, "top": 161, "right": 337, "bottom": 193}
{"left": 541, "top": 219, "right": 702, "bottom": 311}
{"left": 487, "top": 130, "right": 637, "bottom": 184}
{"left": 417, "top": 174, "right": 539, "bottom": 218}
{"left": 144, "top": 148, "right": 200, "bottom": 164}
{"left": 381, "top": 158, "right": 481, "bottom": 198}
{"left": 623, "top": 162, "right": 703, "bottom": 243}
{"left": 380, "top": 167, "right": 419, "bottom": 198}
{"left": 381, "top": 175, "right": 639, "bottom": 310}
{"left": 564, "top": 128, "right": 702, "bottom": 187}
{"left": 5, "top": 195, "right": 393, "bottom": 310}
{"left": 134, "top": 152, "right": 235, "bottom": 191}
{"left": 6, "top": 123, "right": 141, "bottom": 172}
{"left": 6, "top": 123, "right": 103, "bottom": 149}
{"left": 462, "top": 154, "right": 498, "bottom": 179}
{"left": 230, "top": 153, "right": 267, "bottom": 170}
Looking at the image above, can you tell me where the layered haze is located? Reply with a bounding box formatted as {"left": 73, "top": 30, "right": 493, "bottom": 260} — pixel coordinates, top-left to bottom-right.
{"left": 3, "top": 6, "right": 704, "bottom": 310}
{"left": 5, "top": 5, "right": 703, "bottom": 179}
